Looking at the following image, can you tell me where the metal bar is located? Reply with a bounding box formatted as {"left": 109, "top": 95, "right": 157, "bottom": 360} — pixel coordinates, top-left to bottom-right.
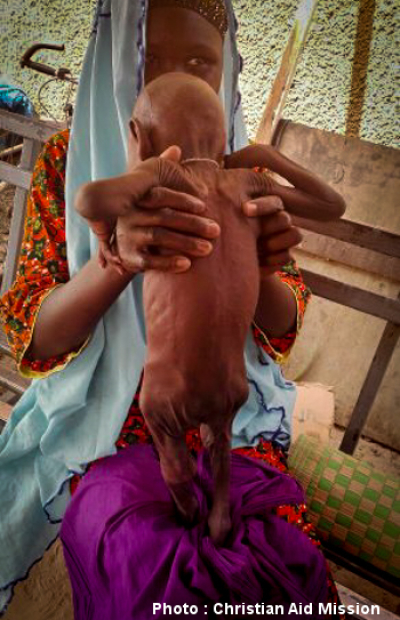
{"left": 300, "top": 269, "right": 400, "bottom": 324}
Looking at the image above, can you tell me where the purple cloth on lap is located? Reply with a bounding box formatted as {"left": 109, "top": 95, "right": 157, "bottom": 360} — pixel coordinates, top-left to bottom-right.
{"left": 60, "top": 445, "right": 328, "bottom": 619}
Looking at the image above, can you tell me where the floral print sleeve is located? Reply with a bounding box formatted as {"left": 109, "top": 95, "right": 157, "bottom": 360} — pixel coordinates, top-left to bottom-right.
{"left": 0, "top": 129, "right": 85, "bottom": 378}
{"left": 251, "top": 261, "right": 311, "bottom": 365}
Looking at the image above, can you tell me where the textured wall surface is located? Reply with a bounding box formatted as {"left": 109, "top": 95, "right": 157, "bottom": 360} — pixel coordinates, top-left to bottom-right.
{"left": 360, "top": 0, "right": 398, "bottom": 145}
{"left": 1, "top": 0, "right": 94, "bottom": 126}
{"left": 1, "top": 0, "right": 398, "bottom": 146}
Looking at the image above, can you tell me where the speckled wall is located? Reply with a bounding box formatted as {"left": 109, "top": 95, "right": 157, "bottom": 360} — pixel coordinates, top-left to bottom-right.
{"left": 1, "top": 0, "right": 398, "bottom": 148}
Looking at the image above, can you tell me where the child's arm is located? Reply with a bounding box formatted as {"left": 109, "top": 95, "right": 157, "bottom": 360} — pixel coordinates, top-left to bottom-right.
{"left": 225, "top": 144, "right": 346, "bottom": 221}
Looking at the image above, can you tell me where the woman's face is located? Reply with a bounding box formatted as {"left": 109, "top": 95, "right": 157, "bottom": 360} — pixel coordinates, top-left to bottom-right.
{"left": 145, "top": 7, "right": 224, "bottom": 93}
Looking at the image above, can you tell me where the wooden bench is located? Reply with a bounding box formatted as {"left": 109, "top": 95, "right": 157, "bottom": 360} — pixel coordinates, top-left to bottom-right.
{"left": 273, "top": 119, "right": 400, "bottom": 601}
{"left": 272, "top": 118, "right": 400, "bottom": 456}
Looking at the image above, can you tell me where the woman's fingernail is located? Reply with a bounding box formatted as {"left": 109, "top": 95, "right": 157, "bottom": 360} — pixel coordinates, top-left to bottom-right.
{"left": 176, "top": 258, "right": 191, "bottom": 271}
{"left": 207, "top": 221, "right": 220, "bottom": 234}
{"left": 198, "top": 240, "right": 212, "bottom": 253}
{"left": 246, "top": 202, "right": 257, "bottom": 214}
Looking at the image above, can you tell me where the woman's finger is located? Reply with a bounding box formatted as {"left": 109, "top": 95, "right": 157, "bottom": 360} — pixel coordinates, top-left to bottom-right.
{"left": 138, "top": 187, "right": 206, "bottom": 215}
{"left": 76, "top": 158, "right": 206, "bottom": 222}
{"left": 258, "top": 227, "right": 303, "bottom": 255}
{"left": 243, "top": 195, "right": 284, "bottom": 218}
{"left": 118, "top": 226, "right": 215, "bottom": 259}
{"left": 159, "top": 145, "right": 182, "bottom": 163}
{"left": 120, "top": 251, "right": 192, "bottom": 274}
{"left": 258, "top": 210, "right": 293, "bottom": 237}
{"left": 122, "top": 207, "right": 220, "bottom": 240}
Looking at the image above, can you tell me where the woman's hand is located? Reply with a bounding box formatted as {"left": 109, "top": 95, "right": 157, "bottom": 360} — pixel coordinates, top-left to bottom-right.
{"left": 243, "top": 196, "right": 303, "bottom": 274}
{"left": 75, "top": 146, "right": 220, "bottom": 275}
{"left": 115, "top": 185, "right": 220, "bottom": 274}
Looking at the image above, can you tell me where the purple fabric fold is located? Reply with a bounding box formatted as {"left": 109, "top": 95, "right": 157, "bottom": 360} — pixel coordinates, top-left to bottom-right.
{"left": 60, "top": 445, "right": 329, "bottom": 619}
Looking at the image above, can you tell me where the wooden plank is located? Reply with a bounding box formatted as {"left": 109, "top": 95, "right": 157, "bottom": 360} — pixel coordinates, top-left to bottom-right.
{"left": 272, "top": 122, "right": 400, "bottom": 253}
{"left": 256, "top": 0, "right": 321, "bottom": 144}
{"left": 0, "top": 142, "right": 23, "bottom": 159}
{"left": 0, "top": 330, "right": 12, "bottom": 356}
{"left": 2, "top": 188, "right": 29, "bottom": 292}
{"left": 340, "top": 313, "right": 400, "bottom": 454}
{"left": 0, "top": 402, "right": 12, "bottom": 423}
{"left": 298, "top": 231, "right": 400, "bottom": 282}
{"left": 337, "top": 584, "right": 399, "bottom": 620}
{"left": 1, "top": 138, "right": 41, "bottom": 295}
{"left": 0, "top": 391, "right": 20, "bottom": 406}
{"left": 323, "top": 544, "right": 400, "bottom": 597}
{"left": 0, "top": 159, "right": 31, "bottom": 189}
{"left": 0, "top": 365, "right": 30, "bottom": 396}
{"left": 0, "top": 109, "right": 63, "bottom": 143}
{"left": 301, "top": 269, "right": 400, "bottom": 323}
{"left": 293, "top": 216, "right": 400, "bottom": 259}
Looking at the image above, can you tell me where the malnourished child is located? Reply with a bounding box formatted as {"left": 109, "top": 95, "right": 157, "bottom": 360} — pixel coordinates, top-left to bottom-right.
{"left": 76, "top": 72, "right": 345, "bottom": 545}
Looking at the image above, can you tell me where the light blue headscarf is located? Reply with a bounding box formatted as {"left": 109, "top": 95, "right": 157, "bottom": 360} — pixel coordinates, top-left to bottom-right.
{"left": 0, "top": 0, "right": 296, "bottom": 613}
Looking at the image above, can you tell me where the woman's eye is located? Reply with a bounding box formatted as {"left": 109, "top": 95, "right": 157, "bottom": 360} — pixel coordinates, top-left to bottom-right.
{"left": 187, "top": 58, "right": 207, "bottom": 67}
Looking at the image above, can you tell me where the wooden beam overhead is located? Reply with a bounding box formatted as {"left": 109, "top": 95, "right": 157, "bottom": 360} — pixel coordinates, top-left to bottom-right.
{"left": 256, "top": 0, "right": 321, "bottom": 145}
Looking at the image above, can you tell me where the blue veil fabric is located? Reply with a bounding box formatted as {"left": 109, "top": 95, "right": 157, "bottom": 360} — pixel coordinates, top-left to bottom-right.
{"left": 0, "top": 0, "right": 296, "bottom": 612}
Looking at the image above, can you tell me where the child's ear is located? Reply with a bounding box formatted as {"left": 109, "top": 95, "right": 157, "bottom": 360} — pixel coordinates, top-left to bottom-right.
{"left": 129, "top": 119, "right": 153, "bottom": 161}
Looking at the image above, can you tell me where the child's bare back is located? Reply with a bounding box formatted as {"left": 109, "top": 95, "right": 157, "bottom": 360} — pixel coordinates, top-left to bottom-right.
{"left": 140, "top": 161, "right": 268, "bottom": 543}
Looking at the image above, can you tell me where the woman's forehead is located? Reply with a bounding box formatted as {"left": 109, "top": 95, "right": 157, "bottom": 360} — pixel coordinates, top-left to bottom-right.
{"left": 147, "top": 6, "right": 223, "bottom": 50}
{"left": 148, "top": 0, "right": 228, "bottom": 37}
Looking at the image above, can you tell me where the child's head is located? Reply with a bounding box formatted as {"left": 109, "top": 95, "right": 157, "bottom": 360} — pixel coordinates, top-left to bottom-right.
{"left": 128, "top": 72, "right": 226, "bottom": 168}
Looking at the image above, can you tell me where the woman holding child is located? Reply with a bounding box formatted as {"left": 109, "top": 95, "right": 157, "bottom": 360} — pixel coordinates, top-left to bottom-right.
{"left": 0, "top": 0, "right": 346, "bottom": 617}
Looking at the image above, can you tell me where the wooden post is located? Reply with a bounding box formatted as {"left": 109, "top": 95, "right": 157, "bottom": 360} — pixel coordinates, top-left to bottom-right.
{"left": 256, "top": 0, "right": 321, "bottom": 145}
{"left": 0, "top": 138, "right": 41, "bottom": 295}
{"left": 340, "top": 296, "right": 400, "bottom": 455}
